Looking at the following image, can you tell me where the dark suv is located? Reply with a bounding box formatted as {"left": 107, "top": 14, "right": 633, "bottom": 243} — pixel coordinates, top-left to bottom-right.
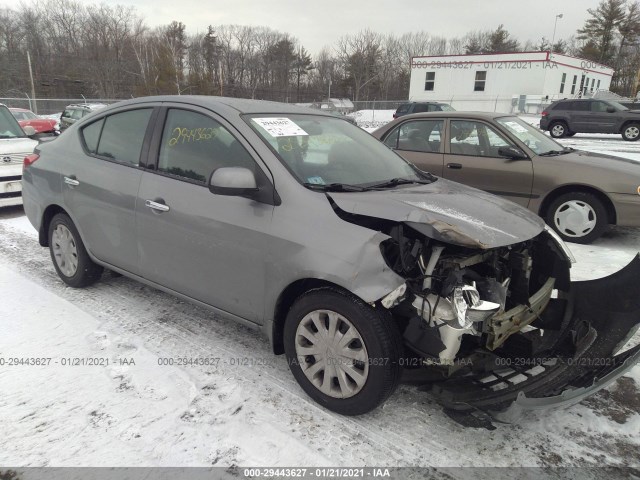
{"left": 540, "top": 99, "right": 640, "bottom": 141}
{"left": 393, "top": 102, "right": 454, "bottom": 119}
{"left": 60, "top": 103, "right": 107, "bottom": 131}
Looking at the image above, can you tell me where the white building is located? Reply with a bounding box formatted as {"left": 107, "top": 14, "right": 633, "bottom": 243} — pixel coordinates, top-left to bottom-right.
{"left": 408, "top": 51, "right": 614, "bottom": 113}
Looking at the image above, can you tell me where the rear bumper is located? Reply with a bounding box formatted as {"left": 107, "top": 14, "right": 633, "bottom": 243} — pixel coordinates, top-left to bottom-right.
{"left": 427, "top": 255, "right": 640, "bottom": 421}
{"left": 539, "top": 117, "right": 550, "bottom": 130}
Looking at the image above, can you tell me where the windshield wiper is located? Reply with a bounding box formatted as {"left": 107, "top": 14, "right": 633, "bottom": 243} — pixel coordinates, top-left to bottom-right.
{"left": 366, "top": 177, "right": 433, "bottom": 189}
{"left": 303, "top": 182, "right": 368, "bottom": 192}
{"left": 539, "top": 148, "right": 574, "bottom": 156}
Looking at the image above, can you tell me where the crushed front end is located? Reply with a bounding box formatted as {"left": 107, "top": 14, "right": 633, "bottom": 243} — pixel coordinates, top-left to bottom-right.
{"left": 378, "top": 223, "right": 640, "bottom": 424}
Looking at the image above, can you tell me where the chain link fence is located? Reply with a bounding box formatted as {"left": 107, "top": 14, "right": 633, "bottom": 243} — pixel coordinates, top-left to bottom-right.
{"left": 0, "top": 97, "right": 124, "bottom": 115}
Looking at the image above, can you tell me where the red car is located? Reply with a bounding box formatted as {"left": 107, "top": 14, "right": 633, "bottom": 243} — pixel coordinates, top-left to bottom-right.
{"left": 9, "top": 108, "right": 58, "bottom": 134}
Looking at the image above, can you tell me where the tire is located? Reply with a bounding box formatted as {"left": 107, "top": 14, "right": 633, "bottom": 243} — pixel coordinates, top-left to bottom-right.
{"left": 546, "top": 192, "right": 608, "bottom": 244}
{"left": 284, "top": 288, "right": 402, "bottom": 415}
{"left": 48, "top": 213, "right": 103, "bottom": 287}
{"left": 549, "top": 121, "right": 569, "bottom": 138}
{"left": 622, "top": 123, "right": 640, "bottom": 141}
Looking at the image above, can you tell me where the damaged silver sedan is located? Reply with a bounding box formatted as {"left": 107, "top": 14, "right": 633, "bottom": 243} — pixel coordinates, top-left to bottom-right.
{"left": 21, "top": 96, "right": 640, "bottom": 423}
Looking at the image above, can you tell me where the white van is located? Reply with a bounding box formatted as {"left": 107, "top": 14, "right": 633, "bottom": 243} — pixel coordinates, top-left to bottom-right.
{"left": 0, "top": 104, "right": 38, "bottom": 207}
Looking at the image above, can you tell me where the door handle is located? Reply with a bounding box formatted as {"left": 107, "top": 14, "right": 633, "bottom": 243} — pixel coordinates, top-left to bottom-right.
{"left": 447, "top": 163, "right": 462, "bottom": 169}
{"left": 145, "top": 199, "right": 170, "bottom": 212}
{"left": 64, "top": 175, "right": 80, "bottom": 186}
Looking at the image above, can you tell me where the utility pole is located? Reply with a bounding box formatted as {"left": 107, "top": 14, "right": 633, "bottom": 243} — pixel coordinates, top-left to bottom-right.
{"left": 551, "top": 14, "right": 563, "bottom": 52}
{"left": 27, "top": 51, "right": 37, "bottom": 114}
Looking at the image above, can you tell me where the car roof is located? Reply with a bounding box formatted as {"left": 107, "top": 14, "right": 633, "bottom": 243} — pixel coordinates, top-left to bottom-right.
{"left": 395, "top": 111, "right": 517, "bottom": 120}
{"left": 65, "top": 103, "right": 108, "bottom": 110}
{"left": 92, "top": 96, "right": 335, "bottom": 117}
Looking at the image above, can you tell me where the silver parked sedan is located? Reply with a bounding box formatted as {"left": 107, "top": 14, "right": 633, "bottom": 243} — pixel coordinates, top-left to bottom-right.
{"left": 22, "top": 96, "right": 640, "bottom": 424}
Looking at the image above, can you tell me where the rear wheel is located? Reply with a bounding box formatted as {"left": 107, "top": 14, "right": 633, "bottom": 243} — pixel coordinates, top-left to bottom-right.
{"left": 284, "top": 288, "right": 402, "bottom": 415}
{"left": 622, "top": 123, "right": 640, "bottom": 141}
{"left": 48, "top": 213, "right": 103, "bottom": 287}
{"left": 549, "top": 121, "right": 569, "bottom": 138}
{"left": 546, "top": 192, "right": 608, "bottom": 244}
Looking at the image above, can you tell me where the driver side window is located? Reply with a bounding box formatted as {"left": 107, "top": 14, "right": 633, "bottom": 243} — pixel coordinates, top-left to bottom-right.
{"left": 157, "top": 109, "right": 256, "bottom": 184}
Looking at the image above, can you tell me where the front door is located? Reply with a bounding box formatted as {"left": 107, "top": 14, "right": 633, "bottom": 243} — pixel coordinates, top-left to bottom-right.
{"left": 136, "top": 106, "right": 274, "bottom": 323}
{"left": 442, "top": 119, "right": 534, "bottom": 207}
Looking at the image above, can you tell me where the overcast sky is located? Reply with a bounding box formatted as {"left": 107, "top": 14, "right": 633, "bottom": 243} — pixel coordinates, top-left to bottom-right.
{"left": 4, "top": 0, "right": 602, "bottom": 54}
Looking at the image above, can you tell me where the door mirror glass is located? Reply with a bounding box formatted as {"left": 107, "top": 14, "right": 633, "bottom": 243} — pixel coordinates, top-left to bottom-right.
{"left": 209, "top": 167, "right": 258, "bottom": 196}
{"left": 498, "top": 146, "right": 528, "bottom": 160}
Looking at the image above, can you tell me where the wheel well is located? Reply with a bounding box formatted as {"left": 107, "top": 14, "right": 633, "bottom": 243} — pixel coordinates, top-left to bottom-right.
{"left": 271, "top": 278, "right": 348, "bottom": 355}
{"left": 620, "top": 120, "right": 639, "bottom": 133}
{"left": 39, "top": 204, "right": 68, "bottom": 246}
{"left": 539, "top": 186, "right": 616, "bottom": 225}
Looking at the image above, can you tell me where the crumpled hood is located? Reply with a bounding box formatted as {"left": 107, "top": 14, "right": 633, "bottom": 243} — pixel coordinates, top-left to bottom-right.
{"left": 328, "top": 178, "right": 545, "bottom": 249}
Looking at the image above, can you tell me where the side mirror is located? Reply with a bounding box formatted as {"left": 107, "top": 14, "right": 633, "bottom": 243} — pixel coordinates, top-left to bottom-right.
{"left": 209, "top": 167, "right": 258, "bottom": 197}
{"left": 606, "top": 106, "right": 616, "bottom": 113}
{"left": 498, "top": 146, "right": 528, "bottom": 160}
{"left": 22, "top": 125, "right": 36, "bottom": 137}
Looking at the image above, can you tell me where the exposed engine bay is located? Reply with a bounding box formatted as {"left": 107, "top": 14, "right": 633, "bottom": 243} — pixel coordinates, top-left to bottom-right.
{"left": 374, "top": 221, "right": 640, "bottom": 426}
{"left": 379, "top": 223, "right": 571, "bottom": 366}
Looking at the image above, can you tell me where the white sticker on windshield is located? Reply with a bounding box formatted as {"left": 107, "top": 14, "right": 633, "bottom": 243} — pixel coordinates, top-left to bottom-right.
{"left": 253, "top": 118, "right": 308, "bottom": 137}
{"left": 504, "top": 121, "right": 528, "bottom": 133}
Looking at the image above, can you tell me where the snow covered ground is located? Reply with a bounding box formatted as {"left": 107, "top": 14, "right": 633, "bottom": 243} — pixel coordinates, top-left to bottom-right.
{"left": 1, "top": 128, "right": 639, "bottom": 470}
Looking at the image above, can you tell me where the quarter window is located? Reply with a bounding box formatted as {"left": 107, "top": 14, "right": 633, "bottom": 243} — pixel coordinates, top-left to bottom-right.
{"left": 157, "top": 109, "right": 255, "bottom": 184}
{"left": 474, "top": 71, "right": 487, "bottom": 92}
{"left": 81, "top": 118, "right": 105, "bottom": 154}
{"left": 425, "top": 72, "right": 435, "bottom": 91}
{"left": 95, "top": 109, "right": 152, "bottom": 165}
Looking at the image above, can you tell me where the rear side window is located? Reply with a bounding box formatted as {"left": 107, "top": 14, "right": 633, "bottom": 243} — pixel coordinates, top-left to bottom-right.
{"left": 396, "top": 104, "right": 411, "bottom": 114}
{"left": 81, "top": 118, "right": 105, "bottom": 154}
{"left": 95, "top": 109, "right": 152, "bottom": 165}
{"left": 413, "top": 104, "right": 430, "bottom": 113}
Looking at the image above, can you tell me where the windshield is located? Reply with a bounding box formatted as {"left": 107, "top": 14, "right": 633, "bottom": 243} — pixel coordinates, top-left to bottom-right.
{"left": 12, "top": 110, "right": 37, "bottom": 121}
{"left": 247, "top": 114, "right": 427, "bottom": 189}
{"left": 0, "top": 106, "right": 27, "bottom": 138}
{"left": 607, "top": 100, "right": 629, "bottom": 111}
{"left": 496, "top": 116, "right": 565, "bottom": 155}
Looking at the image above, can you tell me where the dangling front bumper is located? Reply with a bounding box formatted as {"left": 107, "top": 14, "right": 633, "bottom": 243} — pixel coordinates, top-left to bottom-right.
{"left": 427, "top": 255, "right": 640, "bottom": 424}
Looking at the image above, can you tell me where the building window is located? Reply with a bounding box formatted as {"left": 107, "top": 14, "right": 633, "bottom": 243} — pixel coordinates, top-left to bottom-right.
{"left": 560, "top": 73, "right": 567, "bottom": 94}
{"left": 596, "top": 79, "right": 600, "bottom": 91}
{"left": 571, "top": 75, "right": 577, "bottom": 94}
{"left": 424, "top": 72, "right": 435, "bottom": 91}
{"left": 474, "top": 71, "right": 487, "bottom": 91}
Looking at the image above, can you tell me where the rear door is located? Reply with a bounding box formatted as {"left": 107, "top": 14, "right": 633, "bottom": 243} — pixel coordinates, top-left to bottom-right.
{"left": 570, "top": 101, "right": 595, "bottom": 132}
{"left": 62, "top": 106, "right": 158, "bottom": 274}
{"left": 442, "top": 119, "right": 533, "bottom": 207}
{"left": 135, "top": 105, "right": 274, "bottom": 323}
{"left": 381, "top": 118, "right": 445, "bottom": 176}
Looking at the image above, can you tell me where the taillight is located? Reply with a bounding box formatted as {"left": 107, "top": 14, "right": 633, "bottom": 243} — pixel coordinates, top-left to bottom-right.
{"left": 23, "top": 153, "right": 40, "bottom": 168}
{"left": 393, "top": 114, "right": 398, "bottom": 119}
{"left": 541, "top": 111, "right": 548, "bottom": 117}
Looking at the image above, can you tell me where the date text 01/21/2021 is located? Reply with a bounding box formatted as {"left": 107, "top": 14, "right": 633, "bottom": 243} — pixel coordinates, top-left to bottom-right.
{"left": 411, "top": 61, "right": 559, "bottom": 70}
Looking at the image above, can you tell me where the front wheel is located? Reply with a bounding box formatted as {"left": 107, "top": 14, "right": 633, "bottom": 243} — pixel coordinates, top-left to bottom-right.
{"left": 48, "top": 213, "right": 103, "bottom": 287}
{"left": 622, "top": 123, "right": 640, "bottom": 141}
{"left": 546, "top": 192, "right": 608, "bottom": 244}
{"left": 284, "top": 288, "right": 402, "bottom": 415}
